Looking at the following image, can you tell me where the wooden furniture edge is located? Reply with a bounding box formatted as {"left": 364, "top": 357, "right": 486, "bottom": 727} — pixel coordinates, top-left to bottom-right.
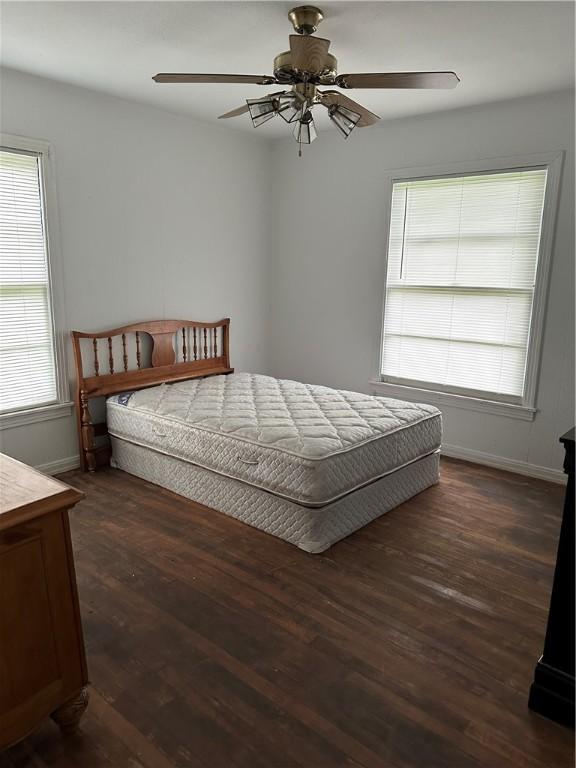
{"left": 60, "top": 512, "right": 89, "bottom": 684}
{"left": 1, "top": 684, "right": 90, "bottom": 750}
{"left": 0, "top": 490, "right": 84, "bottom": 532}
{"left": 0, "top": 454, "right": 84, "bottom": 531}
{"left": 0, "top": 457, "right": 89, "bottom": 747}
{"left": 71, "top": 318, "right": 233, "bottom": 472}
{"left": 81, "top": 361, "right": 233, "bottom": 398}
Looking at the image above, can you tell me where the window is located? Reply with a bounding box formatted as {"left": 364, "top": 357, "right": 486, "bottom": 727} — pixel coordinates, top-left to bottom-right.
{"left": 379, "top": 156, "right": 562, "bottom": 415}
{"left": 0, "top": 136, "right": 68, "bottom": 419}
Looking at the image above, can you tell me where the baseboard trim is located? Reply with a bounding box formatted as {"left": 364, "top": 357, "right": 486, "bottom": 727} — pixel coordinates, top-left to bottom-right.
{"left": 441, "top": 444, "right": 566, "bottom": 484}
{"left": 36, "top": 455, "right": 81, "bottom": 475}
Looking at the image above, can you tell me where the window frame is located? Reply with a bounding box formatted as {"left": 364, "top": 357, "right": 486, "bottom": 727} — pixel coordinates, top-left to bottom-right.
{"left": 0, "top": 133, "right": 72, "bottom": 429}
{"left": 373, "top": 151, "right": 564, "bottom": 421}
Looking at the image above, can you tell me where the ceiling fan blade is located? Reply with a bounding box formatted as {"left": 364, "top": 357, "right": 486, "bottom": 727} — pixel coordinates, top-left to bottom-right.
{"left": 218, "top": 104, "right": 251, "bottom": 119}
{"left": 335, "top": 72, "right": 460, "bottom": 89}
{"left": 153, "top": 73, "right": 276, "bottom": 85}
{"left": 289, "top": 35, "right": 331, "bottom": 74}
{"left": 319, "top": 91, "right": 380, "bottom": 127}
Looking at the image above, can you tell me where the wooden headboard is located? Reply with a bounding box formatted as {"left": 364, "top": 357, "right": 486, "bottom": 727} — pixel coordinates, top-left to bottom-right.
{"left": 71, "top": 318, "right": 232, "bottom": 471}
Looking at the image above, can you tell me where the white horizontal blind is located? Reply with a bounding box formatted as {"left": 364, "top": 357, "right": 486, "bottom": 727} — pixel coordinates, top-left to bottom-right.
{"left": 0, "top": 148, "right": 58, "bottom": 412}
{"left": 381, "top": 169, "right": 548, "bottom": 400}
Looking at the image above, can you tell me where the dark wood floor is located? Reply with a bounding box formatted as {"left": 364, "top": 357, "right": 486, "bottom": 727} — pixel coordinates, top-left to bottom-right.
{"left": 1, "top": 458, "right": 573, "bottom": 768}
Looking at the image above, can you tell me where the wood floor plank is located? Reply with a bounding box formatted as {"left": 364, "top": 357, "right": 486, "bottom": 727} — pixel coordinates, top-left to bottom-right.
{"left": 1, "top": 457, "right": 572, "bottom": 768}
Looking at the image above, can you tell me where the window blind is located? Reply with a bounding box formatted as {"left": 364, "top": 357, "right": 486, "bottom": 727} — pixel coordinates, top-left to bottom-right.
{"left": 0, "top": 148, "right": 58, "bottom": 412}
{"left": 381, "top": 169, "right": 548, "bottom": 400}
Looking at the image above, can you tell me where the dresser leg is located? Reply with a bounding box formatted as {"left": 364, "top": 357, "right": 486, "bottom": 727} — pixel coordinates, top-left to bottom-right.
{"left": 51, "top": 687, "right": 89, "bottom": 735}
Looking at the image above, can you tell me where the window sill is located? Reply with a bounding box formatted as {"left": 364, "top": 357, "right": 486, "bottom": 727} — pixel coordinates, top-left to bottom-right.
{"left": 369, "top": 380, "right": 536, "bottom": 421}
{"left": 0, "top": 401, "right": 75, "bottom": 430}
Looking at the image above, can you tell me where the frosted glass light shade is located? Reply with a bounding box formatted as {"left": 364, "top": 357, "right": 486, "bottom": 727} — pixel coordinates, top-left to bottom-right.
{"left": 247, "top": 97, "right": 277, "bottom": 127}
{"left": 276, "top": 92, "right": 306, "bottom": 123}
{"left": 292, "top": 110, "right": 317, "bottom": 144}
{"left": 328, "top": 104, "right": 360, "bottom": 138}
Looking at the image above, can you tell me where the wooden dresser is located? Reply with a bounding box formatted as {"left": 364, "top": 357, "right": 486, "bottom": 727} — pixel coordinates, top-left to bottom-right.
{"left": 0, "top": 453, "right": 89, "bottom": 749}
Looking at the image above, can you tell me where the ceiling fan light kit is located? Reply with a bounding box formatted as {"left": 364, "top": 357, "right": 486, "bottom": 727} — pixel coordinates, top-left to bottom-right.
{"left": 152, "top": 5, "right": 460, "bottom": 154}
{"left": 328, "top": 104, "right": 361, "bottom": 138}
{"left": 292, "top": 108, "right": 317, "bottom": 151}
{"left": 247, "top": 96, "right": 278, "bottom": 127}
{"left": 275, "top": 92, "right": 305, "bottom": 123}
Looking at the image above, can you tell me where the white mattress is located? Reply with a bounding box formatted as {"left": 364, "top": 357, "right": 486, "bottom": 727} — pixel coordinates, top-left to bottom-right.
{"left": 107, "top": 373, "right": 441, "bottom": 506}
{"left": 110, "top": 437, "right": 440, "bottom": 553}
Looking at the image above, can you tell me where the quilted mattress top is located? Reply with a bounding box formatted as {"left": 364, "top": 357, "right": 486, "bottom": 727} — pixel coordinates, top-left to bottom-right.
{"left": 107, "top": 372, "right": 441, "bottom": 505}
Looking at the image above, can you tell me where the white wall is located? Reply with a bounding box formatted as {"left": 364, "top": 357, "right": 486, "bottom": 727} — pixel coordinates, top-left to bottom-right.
{"left": 1, "top": 69, "right": 573, "bottom": 482}
{"left": 0, "top": 68, "right": 272, "bottom": 470}
{"left": 269, "top": 90, "right": 575, "bottom": 481}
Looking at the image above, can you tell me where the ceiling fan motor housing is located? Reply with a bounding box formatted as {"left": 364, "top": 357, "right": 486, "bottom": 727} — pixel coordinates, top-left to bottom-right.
{"left": 273, "top": 50, "right": 337, "bottom": 84}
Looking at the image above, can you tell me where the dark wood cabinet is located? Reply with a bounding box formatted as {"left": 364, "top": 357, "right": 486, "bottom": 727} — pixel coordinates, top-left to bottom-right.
{"left": 0, "top": 454, "right": 89, "bottom": 749}
{"left": 528, "top": 428, "right": 575, "bottom": 728}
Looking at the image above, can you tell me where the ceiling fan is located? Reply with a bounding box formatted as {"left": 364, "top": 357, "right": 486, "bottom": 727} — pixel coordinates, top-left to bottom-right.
{"left": 153, "top": 5, "right": 460, "bottom": 154}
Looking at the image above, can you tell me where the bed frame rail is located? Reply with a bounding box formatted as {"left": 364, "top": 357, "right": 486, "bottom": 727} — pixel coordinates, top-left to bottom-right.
{"left": 72, "top": 319, "right": 232, "bottom": 471}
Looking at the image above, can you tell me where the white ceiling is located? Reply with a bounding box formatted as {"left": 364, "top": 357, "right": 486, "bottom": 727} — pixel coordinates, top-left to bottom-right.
{"left": 1, "top": 1, "right": 574, "bottom": 137}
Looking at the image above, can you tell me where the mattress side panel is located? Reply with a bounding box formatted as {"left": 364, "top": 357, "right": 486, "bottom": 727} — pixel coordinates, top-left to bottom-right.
{"left": 107, "top": 400, "right": 317, "bottom": 498}
{"left": 316, "top": 412, "right": 442, "bottom": 499}
{"left": 107, "top": 400, "right": 441, "bottom": 505}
